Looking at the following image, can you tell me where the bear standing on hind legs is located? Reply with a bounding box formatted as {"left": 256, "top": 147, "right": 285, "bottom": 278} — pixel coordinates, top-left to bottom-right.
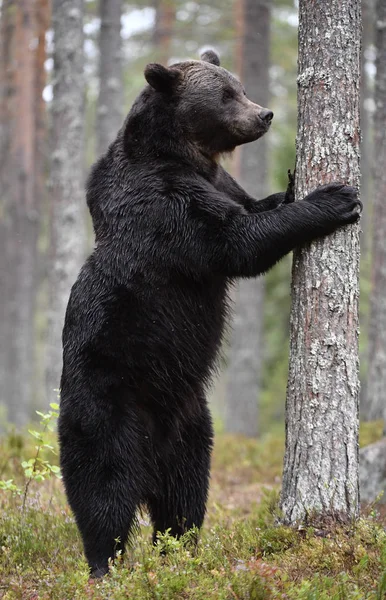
{"left": 58, "top": 50, "right": 361, "bottom": 578}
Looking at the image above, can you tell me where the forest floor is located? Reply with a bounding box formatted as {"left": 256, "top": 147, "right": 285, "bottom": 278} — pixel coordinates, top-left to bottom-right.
{"left": 1, "top": 422, "right": 386, "bottom": 599}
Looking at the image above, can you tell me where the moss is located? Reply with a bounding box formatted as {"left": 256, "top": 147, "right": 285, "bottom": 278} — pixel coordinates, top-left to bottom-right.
{"left": 1, "top": 432, "right": 385, "bottom": 599}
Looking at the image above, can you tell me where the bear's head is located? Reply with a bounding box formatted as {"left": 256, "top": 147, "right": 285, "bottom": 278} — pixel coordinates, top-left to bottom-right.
{"left": 142, "top": 50, "right": 273, "bottom": 157}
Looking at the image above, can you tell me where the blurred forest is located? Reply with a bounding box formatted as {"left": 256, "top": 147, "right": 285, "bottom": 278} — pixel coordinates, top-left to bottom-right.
{"left": 0, "top": 0, "right": 379, "bottom": 434}
{"left": 3, "top": 1, "right": 386, "bottom": 597}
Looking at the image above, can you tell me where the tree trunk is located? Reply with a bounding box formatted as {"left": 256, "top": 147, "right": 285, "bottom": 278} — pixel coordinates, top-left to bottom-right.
{"left": 34, "top": 0, "right": 51, "bottom": 409}
{"left": 359, "top": 0, "right": 374, "bottom": 256}
{"left": 35, "top": 0, "right": 50, "bottom": 207}
{"left": 96, "top": 0, "right": 124, "bottom": 157}
{"left": 224, "top": 0, "right": 270, "bottom": 437}
{"left": 359, "top": 0, "right": 375, "bottom": 419}
{"left": 0, "top": 0, "right": 48, "bottom": 424}
{"left": 0, "top": 0, "right": 16, "bottom": 420}
{"left": 280, "top": 0, "right": 361, "bottom": 525}
{"left": 366, "top": 0, "right": 386, "bottom": 423}
{"left": 46, "top": 0, "right": 86, "bottom": 404}
{"left": 153, "top": 0, "right": 175, "bottom": 65}
{"left": 360, "top": 438, "right": 386, "bottom": 504}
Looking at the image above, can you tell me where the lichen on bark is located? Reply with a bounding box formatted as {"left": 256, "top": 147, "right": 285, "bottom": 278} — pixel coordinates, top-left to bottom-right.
{"left": 280, "top": 0, "right": 361, "bottom": 525}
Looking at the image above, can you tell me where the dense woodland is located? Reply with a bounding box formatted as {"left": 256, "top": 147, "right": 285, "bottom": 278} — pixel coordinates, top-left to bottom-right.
{"left": 1, "top": 0, "right": 302, "bottom": 428}
{"left": 1, "top": 0, "right": 386, "bottom": 598}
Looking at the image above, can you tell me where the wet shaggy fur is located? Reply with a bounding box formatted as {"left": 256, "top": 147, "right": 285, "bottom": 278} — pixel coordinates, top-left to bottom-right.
{"left": 58, "top": 50, "right": 361, "bottom": 578}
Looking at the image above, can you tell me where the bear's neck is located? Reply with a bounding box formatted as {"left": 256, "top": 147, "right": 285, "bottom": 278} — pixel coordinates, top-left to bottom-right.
{"left": 121, "top": 93, "right": 219, "bottom": 182}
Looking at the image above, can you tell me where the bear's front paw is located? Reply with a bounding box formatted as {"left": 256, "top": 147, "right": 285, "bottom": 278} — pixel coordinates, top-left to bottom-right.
{"left": 306, "top": 183, "right": 362, "bottom": 226}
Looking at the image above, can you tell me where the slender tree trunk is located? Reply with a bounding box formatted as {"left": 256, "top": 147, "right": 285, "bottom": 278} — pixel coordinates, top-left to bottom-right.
{"left": 34, "top": 0, "right": 50, "bottom": 408}
{"left": 224, "top": 0, "right": 270, "bottom": 437}
{"left": 280, "top": 0, "right": 361, "bottom": 525}
{"left": 97, "top": 0, "right": 123, "bottom": 157}
{"left": 0, "top": 0, "right": 16, "bottom": 419}
{"left": 0, "top": 0, "right": 47, "bottom": 424}
{"left": 359, "top": 0, "right": 374, "bottom": 256}
{"left": 46, "top": 0, "right": 86, "bottom": 403}
{"left": 359, "top": 0, "right": 375, "bottom": 418}
{"left": 153, "top": 0, "right": 175, "bottom": 65}
{"left": 366, "top": 0, "right": 386, "bottom": 423}
{"left": 35, "top": 0, "right": 50, "bottom": 207}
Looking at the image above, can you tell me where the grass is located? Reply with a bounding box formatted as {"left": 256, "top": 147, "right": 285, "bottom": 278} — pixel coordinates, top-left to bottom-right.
{"left": 0, "top": 423, "right": 385, "bottom": 599}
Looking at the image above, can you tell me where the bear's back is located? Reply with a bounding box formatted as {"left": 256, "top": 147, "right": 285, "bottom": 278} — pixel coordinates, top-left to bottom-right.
{"left": 63, "top": 149, "right": 231, "bottom": 408}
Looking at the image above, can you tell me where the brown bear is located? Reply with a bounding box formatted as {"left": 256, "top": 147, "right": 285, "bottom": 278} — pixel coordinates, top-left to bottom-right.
{"left": 58, "top": 50, "right": 361, "bottom": 577}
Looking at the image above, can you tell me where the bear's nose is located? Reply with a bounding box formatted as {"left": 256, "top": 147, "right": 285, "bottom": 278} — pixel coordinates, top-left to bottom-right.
{"left": 260, "top": 110, "right": 274, "bottom": 123}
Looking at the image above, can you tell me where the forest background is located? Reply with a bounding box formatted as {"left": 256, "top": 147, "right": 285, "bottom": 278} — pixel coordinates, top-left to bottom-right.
{"left": 0, "top": 0, "right": 379, "bottom": 433}
{"left": 1, "top": 0, "right": 386, "bottom": 598}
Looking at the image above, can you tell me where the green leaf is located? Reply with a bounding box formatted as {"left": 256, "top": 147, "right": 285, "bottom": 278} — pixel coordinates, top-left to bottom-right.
{"left": 28, "top": 430, "right": 43, "bottom": 441}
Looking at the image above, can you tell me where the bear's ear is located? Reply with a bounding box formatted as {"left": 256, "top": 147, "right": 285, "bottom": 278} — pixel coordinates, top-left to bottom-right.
{"left": 200, "top": 50, "right": 220, "bottom": 66}
{"left": 144, "top": 63, "right": 180, "bottom": 93}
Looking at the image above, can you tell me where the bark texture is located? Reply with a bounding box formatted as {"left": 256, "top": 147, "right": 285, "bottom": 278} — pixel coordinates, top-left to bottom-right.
{"left": 0, "top": 0, "right": 48, "bottom": 423}
{"left": 46, "top": 0, "right": 86, "bottom": 403}
{"left": 224, "top": 0, "right": 270, "bottom": 437}
{"left": 280, "top": 0, "right": 361, "bottom": 525}
{"left": 97, "top": 0, "right": 123, "bottom": 157}
{"left": 366, "top": 0, "right": 386, "bottom": 422}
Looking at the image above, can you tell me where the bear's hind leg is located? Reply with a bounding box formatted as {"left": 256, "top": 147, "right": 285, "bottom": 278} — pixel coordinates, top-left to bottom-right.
{"left": 60, "top": 425, "right": 141, "bottom": 578}
{"left": 148, "top": 403, "right": 213, "bottom": 544}
{"left": 81, "top": 493, "right": 137, "bottom": 578}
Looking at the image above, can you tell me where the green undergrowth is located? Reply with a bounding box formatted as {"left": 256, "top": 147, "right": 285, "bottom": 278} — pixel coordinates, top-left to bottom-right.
{"left": 1, "top": 425, "right": 385, "bottom": 599}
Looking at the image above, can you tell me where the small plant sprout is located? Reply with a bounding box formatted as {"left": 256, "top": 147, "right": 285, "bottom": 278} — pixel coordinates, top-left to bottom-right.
{"left": 0, "top": 402, "right": 61, "bottom": 508}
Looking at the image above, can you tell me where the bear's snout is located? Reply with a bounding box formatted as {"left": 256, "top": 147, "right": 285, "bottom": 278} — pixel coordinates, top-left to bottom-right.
{"left": 259, "top": 109, "right": 274, "bottom": 124}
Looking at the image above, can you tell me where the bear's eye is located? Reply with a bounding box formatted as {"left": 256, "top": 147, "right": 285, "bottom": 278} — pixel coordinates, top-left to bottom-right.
{"left": 222, "top": 89, "right": 234, "bottom": 103}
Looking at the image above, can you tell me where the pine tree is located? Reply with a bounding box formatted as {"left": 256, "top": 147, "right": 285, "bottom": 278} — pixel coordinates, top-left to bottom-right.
{"left": 97, "top": 0, "right": 124, "bottom": 157}
{"left": 280, "top": 0, "right": 361, "bottom": 525}
{"left": 0, "top": 0, "right": 48, "bottom": 423}
{"left": 224, "top": 0, "right": 271, "bottom": 437}
{"left": 366, "top": 0, "right": 386, "bottom": 423}
{"left": 46, "top": 0, "right": 86, "bottom": 403}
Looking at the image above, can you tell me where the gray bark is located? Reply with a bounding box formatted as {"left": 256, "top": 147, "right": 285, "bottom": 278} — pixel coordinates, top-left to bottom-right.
{"left": 224, "top": 0, "right": 270, "bottom": 437}
{"left": 280, "top": 0, "right": 361, "bottom": 525}
{"left": 365, "top": 0, "right": 386, "bottom": 422}
{"left": 46, "top": 0, "right": 86, "bottom": 403}
{"left": 97, "top": 0, "right": 123, "bottom": 157}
